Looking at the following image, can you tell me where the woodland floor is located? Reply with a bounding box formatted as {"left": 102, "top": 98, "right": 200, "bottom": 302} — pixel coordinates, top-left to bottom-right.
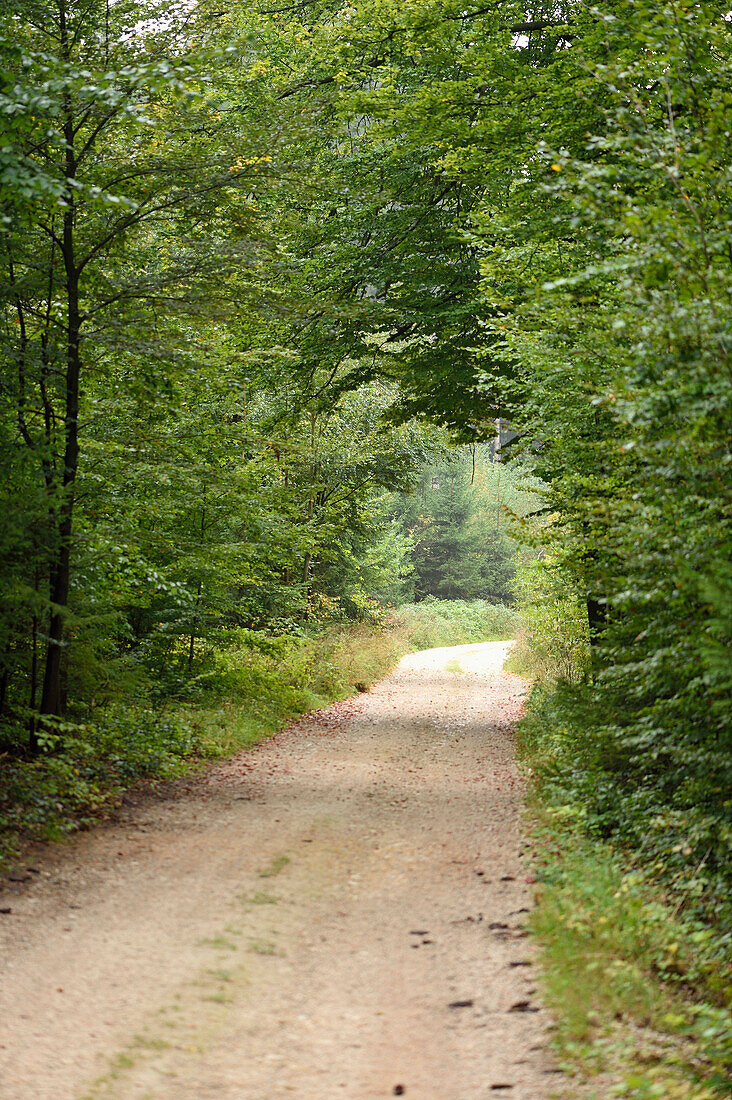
{"left": 0, "top": 642, "right": 563, "bottom": 1100}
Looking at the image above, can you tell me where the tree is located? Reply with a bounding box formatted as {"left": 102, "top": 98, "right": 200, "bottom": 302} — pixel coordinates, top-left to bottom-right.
{"left": 0, "top": 0, "right": 274, "bottom": 727}
{"left": 394, "top": 449, "right": 518, "bottom": 602}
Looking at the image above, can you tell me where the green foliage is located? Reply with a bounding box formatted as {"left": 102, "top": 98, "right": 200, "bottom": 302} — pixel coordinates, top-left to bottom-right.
{"left": 0, "top": 708, "right": 200, "bottom": 857}
{"left": 477, "top": 4, "right": 732, "bottom": 927}
{"left": 391, "top": 446, "right": 530, "bottom": 603}
{"left": 388, "top": 598, "right": 521, "bottom": 650}
{"left": 527, "top": 816, "right": 732, "bottom": 1098}
{"left": 519, "top": 673, "right": 732, "bottom": 931}
{"left": 507, "top": 553, "right": 590, "bottom": 683}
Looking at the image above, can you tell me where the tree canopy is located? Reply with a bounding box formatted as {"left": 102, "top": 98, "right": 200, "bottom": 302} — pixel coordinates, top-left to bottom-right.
{"left": 1, "top": 0, "right": 730, "bottom": 925}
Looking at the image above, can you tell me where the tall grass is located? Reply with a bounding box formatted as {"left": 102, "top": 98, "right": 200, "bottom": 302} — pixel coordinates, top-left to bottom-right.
{"left": 527, "top": 808, "right": 732, "bottom": 1098}
{"left": 185, "top": 600, "right": 521, "bottom": 758}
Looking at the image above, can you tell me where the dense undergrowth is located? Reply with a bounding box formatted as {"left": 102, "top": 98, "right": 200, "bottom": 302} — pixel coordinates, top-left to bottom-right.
{"left": 511, "top": 560, "right": 732, "bottom": 1099}
{"left": 0, "top": 599, "right": 517, "bottom": 869}
{"left": 529, "top": 817, "right": 732, "bottom": 1100}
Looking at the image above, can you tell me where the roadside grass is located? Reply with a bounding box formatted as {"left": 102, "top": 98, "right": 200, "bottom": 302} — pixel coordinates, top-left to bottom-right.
{"left": 0, "top": 599, "right": 520, "bottom": 869}
{"left": 521, "top": 736, "right": 732, "bottom": 1098}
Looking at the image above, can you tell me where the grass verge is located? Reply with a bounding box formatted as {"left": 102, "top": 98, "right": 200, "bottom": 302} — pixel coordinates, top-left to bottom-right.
{"left": 521, "top": 735, "right": 732, "bottom": 1098}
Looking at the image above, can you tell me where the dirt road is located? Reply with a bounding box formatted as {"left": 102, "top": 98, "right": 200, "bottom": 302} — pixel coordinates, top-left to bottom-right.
{"left": 0, "top": 641, "right": 558, "bottom": 1100}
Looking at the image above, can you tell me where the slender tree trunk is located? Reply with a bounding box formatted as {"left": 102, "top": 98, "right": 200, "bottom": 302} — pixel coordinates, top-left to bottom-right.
{"left": 187, "top": 493, "right": 207, "bottom": 674}
{"left": 0, "top": 657, "right": 9, "bottom": 716}
{"left": 188, "top": 582, "right": 202, "bottom": 675}
{"left": 300, "top": 482, "right": 314, "bottom": 619}
{"left": 29, "top": 595, "right": 39, "bottom": 752}
{"left": 301, "top": 552, "right": 313, "bottom": 621}
{"left": 496, "top": 464, "right": 501, "bottom": 526}
{"left": 40, "top": 13, "right": 80, "bottom": 718}
{"left": 40, "top": 421, "right": 78, "bottom": 714}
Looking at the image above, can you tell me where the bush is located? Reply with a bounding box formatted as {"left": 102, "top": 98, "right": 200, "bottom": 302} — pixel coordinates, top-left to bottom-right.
{"left": 511, "top": 546, "right": 732, "bottom": 929}
{"left": 0, "top": 708, "right": 201, "bottom": 858}
{"left": 505, "top": 555, "right": 590, "bottom": 683}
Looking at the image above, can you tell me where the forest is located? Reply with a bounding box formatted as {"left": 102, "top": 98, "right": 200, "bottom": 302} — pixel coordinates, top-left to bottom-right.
{"left": 0, "top": 0, "right": 730, "bottom": 1087}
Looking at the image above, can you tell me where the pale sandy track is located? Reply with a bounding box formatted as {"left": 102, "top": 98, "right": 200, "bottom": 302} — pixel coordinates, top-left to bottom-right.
{"left": 0, "top": 641, "right": 561, "bottom": 1100}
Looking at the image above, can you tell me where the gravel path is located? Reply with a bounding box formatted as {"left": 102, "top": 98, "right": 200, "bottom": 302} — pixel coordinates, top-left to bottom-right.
{"left": 0, "top": 641, "right": 558, "bottom": 1099}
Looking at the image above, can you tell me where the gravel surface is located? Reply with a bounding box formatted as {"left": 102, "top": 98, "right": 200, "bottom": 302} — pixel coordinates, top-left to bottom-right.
{"left": 0, "top": 641, "right": 559, "bottom": 1099}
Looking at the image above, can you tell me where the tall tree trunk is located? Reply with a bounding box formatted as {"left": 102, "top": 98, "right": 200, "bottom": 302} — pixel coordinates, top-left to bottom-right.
{"left": 29, "top": 588, "right": 39, "bottom": 752}
{"left": 187, "top": 493, "right": 207, "bottom": 674}
{"left": 188, "top": 581, "right": 202, "bottom": 675}
{"left": 301, "top": 552, "right": 313, "bottom": 621}
{"left": 40, "top": 14, "right": 80, "bottom": 718}
{"left": 39, "top": 313, "right": 79, "bottom": 715}
{"left": 300, "top": 478, "right": 315, "bottom": 620}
